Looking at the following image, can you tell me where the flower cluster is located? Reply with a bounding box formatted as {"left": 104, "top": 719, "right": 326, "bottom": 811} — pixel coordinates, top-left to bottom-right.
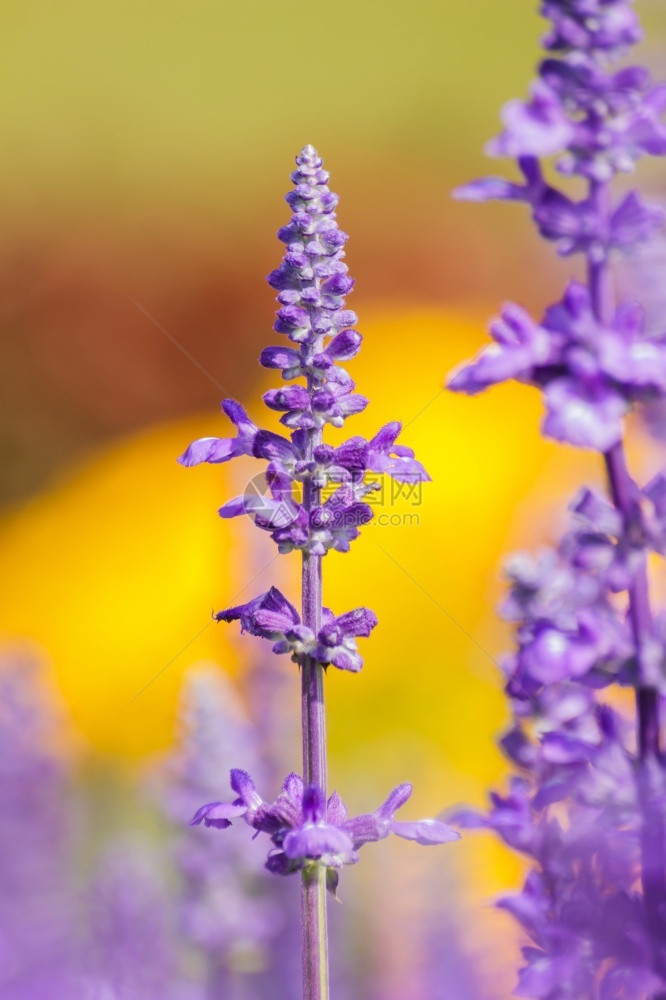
{"left": 450, "top": 0, "right": 666, "bottom": 453}
{"left": 178, "top": 147, "right": 429, "bottom": 562}
{"left": 500, "top": 533, "right": 632, "bottom": 699}
{"left": 449, "top": 1, "right": 666, "bottom": 996}
{"left": 216, "top": 587, "right": 377, "bottom": 673}
{"left": 191, "top": 769, "right": 459, "bottom": 896}
{"left": 454, "top": 547, "right": 666, "bottom": 994}
{"left": 450, "top": 282, "right": 666, "bottom": 451}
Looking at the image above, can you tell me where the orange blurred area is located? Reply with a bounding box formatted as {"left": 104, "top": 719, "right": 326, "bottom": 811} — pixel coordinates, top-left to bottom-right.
{"left": 0, "top": 307, "right": 587, "bottom": 765}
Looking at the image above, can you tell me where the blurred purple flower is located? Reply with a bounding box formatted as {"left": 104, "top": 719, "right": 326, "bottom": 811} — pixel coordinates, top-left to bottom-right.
{"left": 449, "top": 0, "right": 666, "bottom": 993}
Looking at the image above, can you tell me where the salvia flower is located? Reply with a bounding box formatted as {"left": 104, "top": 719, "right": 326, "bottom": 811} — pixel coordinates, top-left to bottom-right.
{"left": 450, "top": 0, "right": 666, "bottom": 994}
{"left": 191, "top": 770, "right": 459, "bottom": 894}
{"left": 179, "top": 145, "right": 453, "bottom": 998}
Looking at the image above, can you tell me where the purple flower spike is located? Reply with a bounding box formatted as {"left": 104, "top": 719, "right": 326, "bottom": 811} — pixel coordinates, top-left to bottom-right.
{"left": 451, "top": 0, "right": 666, "bottom": 992}
{"left": 181, "top": 146, "right": 445, "bottom": 993}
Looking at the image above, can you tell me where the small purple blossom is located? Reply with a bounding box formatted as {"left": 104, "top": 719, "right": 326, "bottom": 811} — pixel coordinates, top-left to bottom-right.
{"left": 191, "top": 770, "right": 459, "bottom": 891}
{"left": 215, "top": 587, "right": 377, "bottom": 673}
{"left": 177, "top": 400, "right": 258, "bottom": 467}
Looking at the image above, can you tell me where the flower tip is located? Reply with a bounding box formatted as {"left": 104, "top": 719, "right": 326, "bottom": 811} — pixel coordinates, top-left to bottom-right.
{"left": 230, "top": 766, "right": 251, "bottom": 787}
{"left": 176, "top": 442, "right": 205, "bottom": 467}
{"left": 452, "top": 183, "right": 480, "bottom": 202}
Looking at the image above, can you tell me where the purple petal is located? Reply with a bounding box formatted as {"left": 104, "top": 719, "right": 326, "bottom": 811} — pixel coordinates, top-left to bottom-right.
{"left": 331, "top": 607, "right": 378, "bottom": 638}
{"left": 390, "top": 819, "right": 461, "bottom": 845}
{"left": 540, "top": 732, "right": 596, "bottom": 764}
{"left": 215, "top": 588, "right": 300, "bottom": 639}
{"left": 265, "top": 849, "right": 299, "bottom": 876}
{"left": 263, "top": 385, "right": 311, "bottom": 412}
{"left": 342, "top": 813, "right": 383, "bottom": 846}
{"left": 253, "top": 430, "right": 298, "bottom": 463}
{"left": 375, "top": 783, "right": 413, "bottom": 823}
{"left": 453, "top": 177, "right": 526, "bottom": 202}
{"left": 282, "top": 822, "right": 353, "bottom": 861}
{"left": 645, "top": 473, "right": 666, "bottom": 520}
{"left": 229, "top": 769, "right": 263, "bottom": 810}
{"left": 333, "top": 436, "right": 369, "bottom": 470}
{"left": 326, "top": 790, "right": 348, "bottom": 826}
{"left": 177, "top": 436, "right": 237, "bottom": 467}
{"left": 447, "top": 808, "right": 487, "bottom": 830}
{"left": 543, "top": 378, "right": 628, "bottom": 451}
{"left": 609, "top": 191, "right": 665, "bottom": 251}
{"left": 302, "top": 785, "right": 327, "bottom": 824}
{"left": 269, "top": 772, "right": 305, "bottom": 827}
{"left": 260, "top": 345, "right": 302, "bottom": 370}
{"left": 321, "top": 329, "right": 363, "bottom": 361}
{"left": 325, "top": 647, "right": 362, "bottom": 672}
{"left": 222, "top": 398, "right": 254, "bottom": 431}
{"left": 368, "top": 421, "right": 401, "bottom": 455}
{"left": 218, "top": 496, "right": 247, "bottom": 518}
{"left": 189, "top": 800, "right": 248, "bottom": 829}
{"left": 488, "top": 81, "right": 575, "bottom": 158}
{"left": 244, "top": 494, "right": 301, "bottom": 529}
{"left": 337, "top": 393, "right": 369, "bottom": 418}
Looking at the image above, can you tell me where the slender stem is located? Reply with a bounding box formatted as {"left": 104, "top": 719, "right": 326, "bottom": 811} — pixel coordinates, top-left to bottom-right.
{"left": 301, "top": 548, "right": 326, "bottom": 787}
{"left": 300, "top": 412, "right": 329, "bottom": 1000}
{"left": 604, "top": 443, "right": 666, "bottom": 939}
{"left": 588, "top": 179, "right": 666, "bottom": 956}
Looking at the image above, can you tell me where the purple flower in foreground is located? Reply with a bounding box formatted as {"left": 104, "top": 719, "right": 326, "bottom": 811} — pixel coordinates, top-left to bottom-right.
{"left": 191, "top": 770, "right": 459, "bottom": 893}
{"left": 450, "top": 0, "right": 666, "bottom": 993}
{"left": 181, "top": 146, "right": 446, "bottom": 996}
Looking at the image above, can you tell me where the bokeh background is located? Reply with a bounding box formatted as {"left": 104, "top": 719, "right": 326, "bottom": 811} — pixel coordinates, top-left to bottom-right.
{"left": 1, "top": 1, "right": 666, "bottom": 997}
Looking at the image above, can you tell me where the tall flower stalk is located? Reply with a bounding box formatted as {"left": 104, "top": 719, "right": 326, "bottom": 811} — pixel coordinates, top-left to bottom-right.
{"left": 450, "top": 1, "right": 666, "bottom": 995}
{"left": 178, "top": 145, "right": 460, "bottom": 1000}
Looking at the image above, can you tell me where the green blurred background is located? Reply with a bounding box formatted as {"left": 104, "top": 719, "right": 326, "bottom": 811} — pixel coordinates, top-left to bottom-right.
{"left": 1, "top": 0, "right": 665, "bottom": 994}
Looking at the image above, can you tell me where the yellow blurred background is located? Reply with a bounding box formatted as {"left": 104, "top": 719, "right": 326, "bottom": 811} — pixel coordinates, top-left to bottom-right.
{"left": 1, "top": 1, "right": 666, "bottom": 995}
